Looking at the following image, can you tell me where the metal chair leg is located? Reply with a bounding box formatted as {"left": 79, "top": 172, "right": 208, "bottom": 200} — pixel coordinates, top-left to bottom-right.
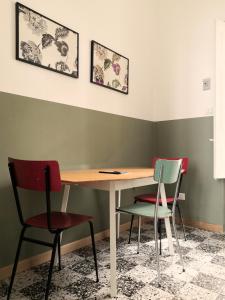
{"left": 128, "top": 215, "right": 134, "bottom": 244}
{"left": 158, "top": 219, "right": 162, "bottom": 255}
{"left": 172, "top": 215, "right": 185, "bottom": 272}
{"left": 137, "top": 216, "right": 141, "bottom": 254}
{"left": 177, "top": 203, "right": 186, "bottom": 241}
{"left": 45, "top": 233, "right": 58, "bottom": 300}
{"left": 7, "top": 226, "right": 27, "bottom": 300}
{"left": 154, "top": 217, "right": 160, "bottom": 287}
{"left": 128, "top": 200, "right": 137, "bottom": 244}
{"left": 57, "top": 234, "right": 61, "bottom": 271}
{"left": 89, "top": 221, "right": 99, "bottom": 282}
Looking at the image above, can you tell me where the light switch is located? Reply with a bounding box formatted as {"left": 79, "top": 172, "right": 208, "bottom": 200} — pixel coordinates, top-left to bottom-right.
{"left": 203, "top": 78, "right": 211, "bottom": 91}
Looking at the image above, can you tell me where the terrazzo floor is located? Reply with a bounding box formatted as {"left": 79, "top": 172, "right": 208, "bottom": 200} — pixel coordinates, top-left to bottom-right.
{"left": 1, "top": 222, "right": 225, "bottom": 299}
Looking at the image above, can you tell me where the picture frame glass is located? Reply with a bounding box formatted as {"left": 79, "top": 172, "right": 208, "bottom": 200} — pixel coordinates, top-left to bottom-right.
{"left": 16, "top": 2, "right": 79, "bottom": 78}
{"left": 91, "top": 41, "right": 129, "bottom": 94}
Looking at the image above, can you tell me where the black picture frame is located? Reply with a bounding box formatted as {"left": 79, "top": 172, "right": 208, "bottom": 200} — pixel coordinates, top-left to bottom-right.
{"left": 16, "top": 2, "right": 79, "bottom": 78}
{"left": 90, "top": 40, "right": 129, "bottom": 94}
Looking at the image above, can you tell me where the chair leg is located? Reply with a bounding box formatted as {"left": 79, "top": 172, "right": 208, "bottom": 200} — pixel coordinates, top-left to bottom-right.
{"left": 154, "top": 217, "right": 160, "bottom": 287}
{"left": 89, "top": 221, "right": 99, "bottom": 282}
{"left": 158, "top": 219, "right": 162, "bottom": 255}
{"left": 177, "top": 203, "right": 186, "bottom": 241}
{"left": 172, "top": 215, "right": 185, "bottom": 272}
{"left": 45, "top": 233, "right": 58, "bottom": 300}
{"left": 128, "top": 200, "right": 137, "bottom": 244}
{"left": 57, "top": 234, "right": 61, "bottom": 271}
{"left": 7, "top": 226, "right": 27, "bottom": 300}
{"left": 128, "top": 215, "right": 135, "bottom": 244}
{"left": 137, "top": 216, "right": 141, "bottom": 254}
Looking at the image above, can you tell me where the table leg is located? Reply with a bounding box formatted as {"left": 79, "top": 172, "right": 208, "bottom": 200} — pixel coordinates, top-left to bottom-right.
{"left": 109, "top": 182, "right": 117, "bottom": 298}
{"left": 61, "top": 185, "right": 71, "bottom": 212}
{"left": 160, "top": 183, "right": 174, "bottom": 255}
{"left": 116, "top": 190, "right": 121, "bottom": 239}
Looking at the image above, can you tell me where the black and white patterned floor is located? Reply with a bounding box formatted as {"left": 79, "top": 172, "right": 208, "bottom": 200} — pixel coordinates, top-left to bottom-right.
{"left": 1, "top": 223, "right": 225, "bottom": 299}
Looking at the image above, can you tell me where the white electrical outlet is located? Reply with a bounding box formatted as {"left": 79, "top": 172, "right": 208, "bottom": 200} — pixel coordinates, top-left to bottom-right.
{"left": 178, "top": 193, "right": 185, "bottom": 200}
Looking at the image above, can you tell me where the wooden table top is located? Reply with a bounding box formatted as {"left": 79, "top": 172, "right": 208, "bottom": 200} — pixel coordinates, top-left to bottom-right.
{"left": 60, "top": 167, "right": 154, "bottom": 184}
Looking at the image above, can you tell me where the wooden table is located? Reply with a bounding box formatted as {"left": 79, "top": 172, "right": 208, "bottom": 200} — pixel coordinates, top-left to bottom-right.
{"left": 60, "top": 168, "right": 174, "bottom": 298}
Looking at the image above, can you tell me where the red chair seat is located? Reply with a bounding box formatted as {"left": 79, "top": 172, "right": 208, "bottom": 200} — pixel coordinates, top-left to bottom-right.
{"left": 26, "top": 212, "right": 93, "bottom": 230}
{"left": 135, "top": 194, "right": 174, "bottom": 204}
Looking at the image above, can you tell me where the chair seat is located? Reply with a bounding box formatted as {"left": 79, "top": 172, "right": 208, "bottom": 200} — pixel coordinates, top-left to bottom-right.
{"left": 135, "top": 193, "right": 174, "bottom": 204}
{"left": 118, "top": 202, "right": 172, "bottom": 219}
{"left": 26, "top": 212, "right": 93, "bottom": 230}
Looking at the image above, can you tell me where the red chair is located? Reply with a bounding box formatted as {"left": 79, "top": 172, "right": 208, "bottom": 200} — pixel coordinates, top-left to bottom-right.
{"left": 128, "top": 157, "right": 189, "bottom": 251}
{"left": 7, "top": 158, "right": 99, "bottom": 300}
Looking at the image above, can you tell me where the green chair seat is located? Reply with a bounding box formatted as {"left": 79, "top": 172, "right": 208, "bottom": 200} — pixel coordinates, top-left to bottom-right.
{"left": 118, "top": 202, "right": 172, "bottom": 219}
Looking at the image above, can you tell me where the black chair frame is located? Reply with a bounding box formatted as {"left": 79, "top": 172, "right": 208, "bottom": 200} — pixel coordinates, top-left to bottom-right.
{"left": 7, "top": 163, "right": 98, "bottom": 300}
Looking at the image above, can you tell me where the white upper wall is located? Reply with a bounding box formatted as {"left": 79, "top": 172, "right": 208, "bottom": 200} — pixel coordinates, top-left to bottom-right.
{"left": 0, "top": 0, "right": 157, "bottom": 121}
{"left": 2, "top": 0, "right": 223, "bottom": 122}
{"left": 154, "top": 0, "right": 225, "bottom": 121}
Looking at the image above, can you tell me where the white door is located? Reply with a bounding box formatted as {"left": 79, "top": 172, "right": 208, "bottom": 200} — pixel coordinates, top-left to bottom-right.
{"left": 215, "top": 20, "right": 225, "bottom": 178}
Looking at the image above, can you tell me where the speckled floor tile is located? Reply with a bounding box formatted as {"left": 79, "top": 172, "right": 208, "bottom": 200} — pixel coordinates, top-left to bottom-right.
{"left": 92, "top": 286, "right": 129, "bottom": 299}
{"left": 118, "top": 275, "right": 145, "bottom": 298}
{"left": 69, "top": 257, "right": 100, "bottom": 276}
{"left": 60, "top": 251, "right": 84, "bottom": 266}
{"left": 182, "top": 226, "right": 195, "bottom": 234}
{"left": 62, "top": 277, "right": 102, "bottom": 299}
{"left": 216, "top": 295, "right": 225, "bottom": 300}
{"left": 211, "top": 255, "right": 225, "bottom": 267}
{"left": 32, "top": 262, "right": 60, "bottom": 279}
{"left": 185, "top": 233, "right": 206, "bottom": 243}
{"left": 173, "top": 244, "right": 192, "bottom": 256}
{"left": 13, "top": 269, "right": 42, "bottom": 290}
{"left": 186, "top": 248, "right": 214, "bottom": 264}
{"left": 195, "top": 242, "right": 222, "bottom": 254}
{"left": 3, "top": 225, "right": 225, "bottom": 300}
{"left": 125, "top": 264, "right": 157, "bottom": 284}
{"left": 142, "top": 256, "right": 171, "bottom": 272}
{"left": 136, "top": 285, "right": 175, "bottom": 299}
{"left": 150, "top": 274, "right": 185, "bottom": 295}
{"left": 73, "top": 245, "right": 101, "bottom": 258}
{"left": 10, "top": 292, "right": 30, "bottom": 300}
{"left": 0, "top": 280, "right": 8, "bottom": 298}
{"left": 199, "top": 262, "right": 225, "bottom": 281}
{"left": 191, "top": 228, "right": 212, "bottom": 238}
{"left": 20, "top": 280, "right": 59, "bottom": 300}
{"left": 191, "top": 273, "right": 225, "bottom": 294}
{"left": 163, "top": 264, "right": 198, "bottom": 283}
{"left": 211, "top": 233, "right": 225, "bottom": 242}
{"left": 87, "top": 265, "right": 110, "bottom": 286}
{"left": 178, "top": 282, "right": 218, "bottom": 300}
{"left": 52, "top": 267, "right": 83, "bottom": 288}
{"left": 105, "top": 257, "right": 138, "bottom": 273}
{"left": 150, "top": 274, "right": 186, "bottom": 295}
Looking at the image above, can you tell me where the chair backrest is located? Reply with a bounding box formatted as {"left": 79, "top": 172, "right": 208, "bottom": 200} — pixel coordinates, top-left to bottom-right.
{"left": 154, "top": 159, "right": 182, "bottom": 184}
{"left": 8, "top": 158, "right": 62, "bottom": 192}
{"left": 8, "top": 158, "right": 62, "bottom": 230}
{"left": 152, "top": 157, "right": 189, "bottom": 174}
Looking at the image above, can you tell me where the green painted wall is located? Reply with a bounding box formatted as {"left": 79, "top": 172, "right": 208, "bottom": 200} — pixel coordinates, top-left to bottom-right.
{"left": 0, "top": 91, "right": 224, "bottom": 269}
{"left": 155, "top": 117, "right": 225, "bottom": 227}
{"left": 0, "top": 91, "right": 156, "bottom": 268}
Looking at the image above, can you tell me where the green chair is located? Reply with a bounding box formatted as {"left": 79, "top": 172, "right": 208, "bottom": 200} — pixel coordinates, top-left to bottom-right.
{"left": 117, "top": 159, "right": 185, "bottom": 286}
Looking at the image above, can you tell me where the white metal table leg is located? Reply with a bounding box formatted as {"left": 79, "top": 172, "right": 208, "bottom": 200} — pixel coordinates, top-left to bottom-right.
{"left": 116, "top": 190, "right": 121, "bottom": 239}
{"left": 160, "top": 183, "right": 174, "bottom": 255}
{"left": 61, "top": 185, "right": 71, "bottom": 212}
{"left": 109, "top": 182, "right": 117, "bottom": 298}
